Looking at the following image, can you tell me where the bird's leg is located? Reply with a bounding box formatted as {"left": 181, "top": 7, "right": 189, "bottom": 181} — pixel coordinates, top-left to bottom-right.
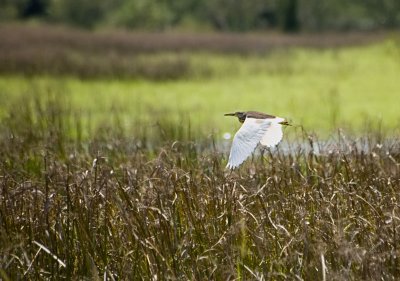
{"left": 260, "top": 147, "right": 267, "bottom": 165}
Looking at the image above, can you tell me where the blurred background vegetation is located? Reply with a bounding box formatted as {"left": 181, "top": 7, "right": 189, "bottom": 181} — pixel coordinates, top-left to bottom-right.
{"left": 0, "top": 0, "right": 399, "bottom": 135}
{"left": 1, "top": 0, "right": 400, "bottom": 31}
{"left": 1, "top": 1, "right": 400, "bottom": 279}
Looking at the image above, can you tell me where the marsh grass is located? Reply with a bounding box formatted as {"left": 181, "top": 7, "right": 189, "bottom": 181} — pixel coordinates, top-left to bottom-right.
{"left": 1, "top": 96, "right": 400, "bottom": 280}
{"left": 0, "top": 24, "right": 390, "bottom": 80}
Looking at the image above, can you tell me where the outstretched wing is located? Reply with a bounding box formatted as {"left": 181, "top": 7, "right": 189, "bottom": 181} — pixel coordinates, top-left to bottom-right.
{"left": 260, "top": 117, "right": 284, "bottom": 147}
{"left": 227, "top": 118, "right": 272, "bottom": 169}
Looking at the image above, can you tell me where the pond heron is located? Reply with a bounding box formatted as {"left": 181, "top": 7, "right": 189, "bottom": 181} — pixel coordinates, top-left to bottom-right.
{"left": 225, "top": 111, "right": 290, "bottom": 169}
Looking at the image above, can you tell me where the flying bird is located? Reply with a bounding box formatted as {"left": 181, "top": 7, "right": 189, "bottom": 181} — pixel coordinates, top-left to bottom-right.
{"left": 225, "top": 111, "right": 290, "bottom": 169}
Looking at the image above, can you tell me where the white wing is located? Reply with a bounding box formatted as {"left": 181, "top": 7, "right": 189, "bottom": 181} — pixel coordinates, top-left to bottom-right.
{"left": 260, "top": 117, "right": 284, "bottom": 147}
{"left": 227, "top": 118, "right": 272, "bottom": 169}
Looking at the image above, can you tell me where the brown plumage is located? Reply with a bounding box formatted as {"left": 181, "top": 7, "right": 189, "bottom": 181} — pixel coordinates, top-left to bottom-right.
{"left": 244, "top": 111, "right": 276, "bottom": 119}
{"left": 224, "top": 111, "right": 276, "bottom": 123}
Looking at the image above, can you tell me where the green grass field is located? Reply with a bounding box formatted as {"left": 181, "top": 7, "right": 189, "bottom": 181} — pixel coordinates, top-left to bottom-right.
{"left": 1, "top": 39, "right": 399, "bottom": 137}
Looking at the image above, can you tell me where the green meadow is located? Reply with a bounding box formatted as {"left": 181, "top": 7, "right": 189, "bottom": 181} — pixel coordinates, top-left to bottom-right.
{"left": 1, "top": 40, "right": 399, "bottom": 137}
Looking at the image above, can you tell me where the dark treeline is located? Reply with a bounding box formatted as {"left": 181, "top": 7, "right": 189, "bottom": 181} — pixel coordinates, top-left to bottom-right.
{"left": 1, "top": 0, "right": 400, "bottom": 32}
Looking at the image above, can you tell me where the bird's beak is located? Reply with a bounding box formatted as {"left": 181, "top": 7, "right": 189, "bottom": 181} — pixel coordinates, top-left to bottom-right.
{"left": 224, "top": 113, "right": 236, "bottom": 116}
{"left": 279, "top": 121, "right": 291, "bottom": 126}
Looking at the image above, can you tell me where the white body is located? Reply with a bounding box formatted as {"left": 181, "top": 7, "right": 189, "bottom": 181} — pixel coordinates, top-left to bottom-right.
{"left": 226, "top": 117, "right": 285, "bottom": 169}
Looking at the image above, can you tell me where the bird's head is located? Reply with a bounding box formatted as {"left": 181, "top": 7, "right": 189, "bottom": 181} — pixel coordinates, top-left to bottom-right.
{"left": 224, "top": 112, "right": 246, "bottom": 123}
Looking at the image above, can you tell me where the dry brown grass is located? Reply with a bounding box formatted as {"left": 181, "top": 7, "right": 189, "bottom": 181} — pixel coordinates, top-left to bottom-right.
{"left": 1, "top": 96, "right": 400, "bottom": 280}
